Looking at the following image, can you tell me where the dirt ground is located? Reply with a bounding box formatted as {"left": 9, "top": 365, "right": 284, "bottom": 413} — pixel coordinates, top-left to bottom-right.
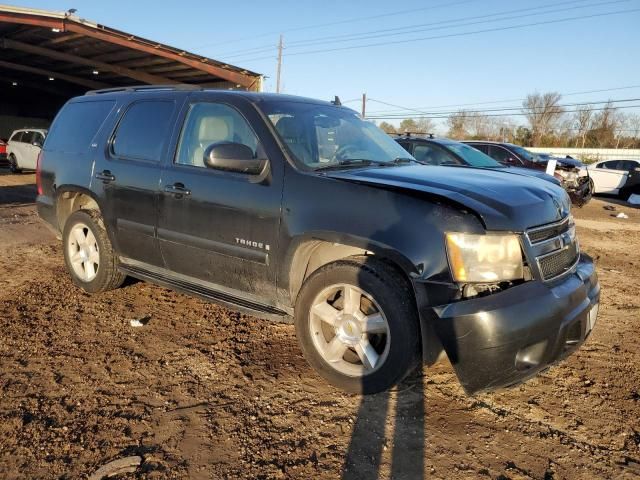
{"left": 0, "top": 172, "right": 638, "bottom": 480}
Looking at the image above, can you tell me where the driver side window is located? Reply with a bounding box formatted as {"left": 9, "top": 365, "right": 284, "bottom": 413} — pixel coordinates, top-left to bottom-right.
{"left": 176, "top": 103, "right": 258, "bottom": 168}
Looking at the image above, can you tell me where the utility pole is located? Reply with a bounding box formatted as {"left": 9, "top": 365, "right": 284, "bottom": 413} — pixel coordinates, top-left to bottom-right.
{"left": 276, "top": 34, "right": 283, "bottom": 94}
{"left": 361, "top": 93, "right": 366, "bottom": 119}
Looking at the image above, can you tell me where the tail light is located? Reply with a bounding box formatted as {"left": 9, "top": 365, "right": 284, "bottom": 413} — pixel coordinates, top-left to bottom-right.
{"left": 36, "top": 151, "right": 43, "bottom": 196}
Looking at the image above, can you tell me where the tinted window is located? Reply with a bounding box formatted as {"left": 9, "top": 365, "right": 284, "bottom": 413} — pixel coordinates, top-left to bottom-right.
{"left": 396, "top": 141, "right": 413, "bottom": 154}
{"left": 444, "top": 143, "right": 501, "bottom": 167}
{"left": 176, "top": 102, "right": 259, "bottom": 168}
{"left": 489, "top": 145, "right": 518, "bottom": 164}
{"left": 33, "top": 132, "right": 45, "bottom": 146}
{"left": 10, "top": 131, "right": 24, "bottom": 143}
{"left": 413, "top": 144, "right": 461, "bottom": 166}
{"left": 619, "top": 160, "right": 638, "bottom": 171}
{"left": 46, "top": 101, "right": 115, "bottom": 153}
{"left": 112, "top": 101, "right": 174, "bottom": 161}
{"left": 468, "top": 143, "right": 489, "bottom": 154}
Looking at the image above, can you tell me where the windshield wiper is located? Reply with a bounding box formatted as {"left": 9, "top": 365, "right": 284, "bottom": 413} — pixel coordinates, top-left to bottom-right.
{"left": 315, "top": 159, "right": 388, "bottom": 171}
{"left": 392, "top": 157, "right": 426, "bottom": 165}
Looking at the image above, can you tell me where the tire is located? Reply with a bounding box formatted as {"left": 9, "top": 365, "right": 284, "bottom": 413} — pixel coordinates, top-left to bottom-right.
{"left": 62, "top": 210, "right": 126, "bottom": 293}
{"left": 8, "top": 154, "right": 21, "bottom": 174}
{"left": 294, "top": 256, "right": 421, "bottom": 394}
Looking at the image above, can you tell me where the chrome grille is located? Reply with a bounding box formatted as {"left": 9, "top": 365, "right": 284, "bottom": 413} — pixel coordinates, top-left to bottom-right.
{"left": 525, "top": 215, "right": 580, "bottom": 281}
{"left": 527, "top": 217, "right": 570, "bottom": 244}
{"left": 538, "top": 242, "right": 579, "bottom": 280}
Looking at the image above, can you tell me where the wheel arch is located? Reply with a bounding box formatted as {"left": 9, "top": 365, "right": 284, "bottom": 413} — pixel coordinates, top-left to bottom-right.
{"left": 55, "top": 185, "right": 104, "bottom": 232}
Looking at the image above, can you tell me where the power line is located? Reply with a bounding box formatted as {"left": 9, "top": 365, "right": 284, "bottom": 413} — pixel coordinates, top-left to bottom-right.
{"left": 366, "top": 97, "right": 640, "bottom": 118}
{"left": 366, "top": 104, "right": 640, "bottom": 120}
{"left": 192, "top": 0, "right": 479, "bottom": 50}
{"left": 366, "top": 85, "right": 640, "bottom": 115}
{"left": 282, "top": 8, "right": 639, "bottom": 57}
{"left": 284, "top": 0, "right": 616, "bottom": 48}
{"left": 210, "top": 0, "right": 616, "bottom": 61}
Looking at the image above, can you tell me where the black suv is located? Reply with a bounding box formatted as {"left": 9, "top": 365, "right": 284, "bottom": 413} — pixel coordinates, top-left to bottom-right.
{"left": 37, "top": 86, "right": 600, "bottom": 395}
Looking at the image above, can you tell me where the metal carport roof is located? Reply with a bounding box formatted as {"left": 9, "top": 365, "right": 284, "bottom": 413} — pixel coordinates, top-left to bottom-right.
{"left": 0, "top": 5, "right": 263, "bottom": 95}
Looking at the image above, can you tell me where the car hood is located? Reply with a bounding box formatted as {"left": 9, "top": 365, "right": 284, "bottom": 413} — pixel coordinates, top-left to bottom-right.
{"left": 326, "top": 165, "right": 571, "bottom": 231}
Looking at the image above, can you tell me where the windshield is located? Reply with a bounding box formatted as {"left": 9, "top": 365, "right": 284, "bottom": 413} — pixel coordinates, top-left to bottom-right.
{"left": 260, "top": 100, "right": 414, "bottom": 170}
{"left": 442, "top": 143, "right": 502, "bottom": 167}
{"left": 510, "top": 145, "right": 541, "bottom": 162}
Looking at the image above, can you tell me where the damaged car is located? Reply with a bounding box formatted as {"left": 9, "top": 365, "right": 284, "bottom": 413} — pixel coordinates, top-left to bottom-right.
{"left": 37, "top": 87, "right": 600, "bottom": 395}
{"left": 463, "top": 141, "right": 593, "bottom": 206}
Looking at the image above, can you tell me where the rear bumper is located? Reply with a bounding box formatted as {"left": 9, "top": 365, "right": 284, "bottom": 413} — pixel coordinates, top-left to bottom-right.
{"left": 427, "top": 254, "right": 599, "bottom": 394}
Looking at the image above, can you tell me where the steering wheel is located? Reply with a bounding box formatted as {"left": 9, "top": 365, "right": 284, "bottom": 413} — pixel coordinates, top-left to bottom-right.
{"left": 333, "top": 144, "right": 361, "bottom": 161}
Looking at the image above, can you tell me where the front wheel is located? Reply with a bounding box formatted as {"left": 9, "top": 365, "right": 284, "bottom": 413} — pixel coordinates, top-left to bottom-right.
{"left": 8, "top": 155, "right": 21, "bottom": 174}
{"left": 294, "top": 256, "right": 421, "bottom": 394}
{"left": 62, "top": 210, "right": 126, "bottom": 293}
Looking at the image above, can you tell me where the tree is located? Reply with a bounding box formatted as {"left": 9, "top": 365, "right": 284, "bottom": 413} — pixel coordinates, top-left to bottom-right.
{"left": 415, "top": 118, "right": 435, "bottom": 134}
{"left": 446, "top": 110, "right": 470, "bottom": 139}
{"left": 587, "top": 101, "right": 619, "bottom": 148}
{"left": 522, "top": 92, "right": 565, "bottom": 146}
{"left": 378, "top": 121, "right": 397, "bottom": 134}
{"left": 399, "top": 118, "right": 419, "bottom": 133}
{"left": 572, "top": 105, "right": 593, "bottom": 148}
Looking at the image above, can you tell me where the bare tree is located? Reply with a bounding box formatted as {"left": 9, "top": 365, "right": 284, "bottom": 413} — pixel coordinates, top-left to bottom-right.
{"left": 572, "top": 105, "right": 593, "bottom": 148}
{"left": 446, "top": 110, "right": 471, "bottom": 139}
{"left": 589, "top": 101, "right": 619, "bottom": 148}
{"left": 522, "top": 92, "right": 565, "bottom": 146}
{"left": 378, "top": 121, "right": 397, "bottom": 134}
{"left": 415, "top": 118, "right": 435, "bottom": 134}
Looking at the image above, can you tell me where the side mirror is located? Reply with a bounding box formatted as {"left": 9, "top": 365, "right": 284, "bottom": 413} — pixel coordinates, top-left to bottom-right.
{"left": 203, "top": 142, "right": 266, "bottom": 175}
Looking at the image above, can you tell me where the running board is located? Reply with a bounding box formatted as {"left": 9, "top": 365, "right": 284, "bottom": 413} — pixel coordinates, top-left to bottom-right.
{"left": 119, "top": 261, "right": 289, "bottom": 319}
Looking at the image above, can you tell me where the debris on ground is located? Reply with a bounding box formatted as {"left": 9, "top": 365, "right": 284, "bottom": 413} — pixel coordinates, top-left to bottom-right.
{"left": 87, "top": 456, "right": 142, "bottom": 479}
{"left": 616, "top": 212, "right": 629, "bottom": 219}
{"left": 604, "top": 205, "right": 617, "bottom": 211}
{"left": 130, "top": 315, "right": 151, "bottom": 327}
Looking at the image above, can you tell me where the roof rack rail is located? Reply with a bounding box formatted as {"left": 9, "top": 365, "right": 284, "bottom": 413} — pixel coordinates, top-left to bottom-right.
{"left": 85, "top": 84, "right": 202, "bottom": 95}
{"left": 389, "top": 131, "right": 435, "bottom": 138}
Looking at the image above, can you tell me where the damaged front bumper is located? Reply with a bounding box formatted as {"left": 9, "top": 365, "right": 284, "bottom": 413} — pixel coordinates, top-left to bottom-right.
{"left": 565, "top": 175, "right": 593, "bottom": 207}
{"left": 425, "top": 254, "right": 600, "bottom": 395}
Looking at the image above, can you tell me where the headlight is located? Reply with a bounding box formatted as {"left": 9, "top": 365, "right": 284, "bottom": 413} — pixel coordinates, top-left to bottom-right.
{"left": 445, "top": 232, "right": 524, "bottom": 282}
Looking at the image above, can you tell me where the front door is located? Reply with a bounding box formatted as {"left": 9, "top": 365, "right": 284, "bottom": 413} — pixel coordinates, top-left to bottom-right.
{"left": 92, "top": 96, "right": 182, "bottom": 267}
{"left": 157, "top": 96, "right": 283, "bottom": 300}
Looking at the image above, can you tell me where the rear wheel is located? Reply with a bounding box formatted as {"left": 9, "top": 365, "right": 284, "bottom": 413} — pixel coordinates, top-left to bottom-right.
{"left": 62, "top": 210, "right": 126, "bottom": 293}
{"left": 8, "top": 154, "right": 21, "bottom": 174}
{"left": 295, "top": 256, "right": 421, "bottom": 394}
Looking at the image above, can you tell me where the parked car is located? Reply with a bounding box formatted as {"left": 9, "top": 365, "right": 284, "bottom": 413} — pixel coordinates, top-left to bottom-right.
{"left": 463, "top": 141, "right": 592, "bottom": 206}
{"left": 394, "top": 134, "right": 561, "bottom": 186}
{"left": 0, "top": 139, "right": 7, "bottom": 166}
{"left": 37, "top": 86, "right": 599, "bottom": 395}
{"left": 7, "top": 128, "right": 48, "bottom": 173}
{"left": 586, "top": 159, "right": 640, "bottom": 199}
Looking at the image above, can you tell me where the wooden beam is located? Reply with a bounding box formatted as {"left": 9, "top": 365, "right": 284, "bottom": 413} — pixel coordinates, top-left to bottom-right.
{"left": 0, "top": 74, "right": 80, "bottom": 97}
{"left": 0, "top": 59, "right": 107, "bottom": 89}
{"left": 1, "top": 38, "right": 181, "bottom": 85}
{"left": 0, "top": 12, "right": 64, "bottom": 30}
{"left": 65, "top": 22, "right": 257, "bottom": 88}
{"left": 41, "top": 32, "right": 83, "bottom": 46}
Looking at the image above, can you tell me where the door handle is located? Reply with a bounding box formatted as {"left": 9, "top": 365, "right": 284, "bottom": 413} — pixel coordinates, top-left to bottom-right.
{"left": 164, "top": 183, "right": 191, "bottom": 197}
{"left": 95, "top": 170, "right": 116, "bottom": 183}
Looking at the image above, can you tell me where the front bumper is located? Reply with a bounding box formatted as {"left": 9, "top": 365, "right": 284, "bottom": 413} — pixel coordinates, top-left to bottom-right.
{"left": 428, "top": 253, "right": 599, "bottom": 394}
{"left": 566, "top": 176, "right": 592, "bottom": 206}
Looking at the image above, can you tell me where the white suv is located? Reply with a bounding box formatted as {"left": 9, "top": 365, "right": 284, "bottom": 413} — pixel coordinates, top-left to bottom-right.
{"left": 7, "top": 128, "right": 48, "bottom": 173}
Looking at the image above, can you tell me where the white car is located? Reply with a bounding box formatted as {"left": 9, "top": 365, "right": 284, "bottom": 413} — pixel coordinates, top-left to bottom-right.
{"left": 6, "top": 128, "right": 47, "bottom": 173}
{"left": 586, "top": 159, "right": 640, "bottom": 198}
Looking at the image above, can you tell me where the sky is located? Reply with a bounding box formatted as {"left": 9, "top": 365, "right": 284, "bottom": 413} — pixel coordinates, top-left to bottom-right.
{"left": 9, "top": 0, "right": 640, "bottom": 130}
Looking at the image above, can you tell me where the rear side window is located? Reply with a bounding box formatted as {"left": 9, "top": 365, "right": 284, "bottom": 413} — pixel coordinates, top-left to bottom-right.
{"left": 112, "top": 101, "right": 174, "bottom": 161}
{"left": 10, "top": 131, "right": 24, "bottom": 142}
{"left": 46, "top": 101, "right": 115, "bottom": 153}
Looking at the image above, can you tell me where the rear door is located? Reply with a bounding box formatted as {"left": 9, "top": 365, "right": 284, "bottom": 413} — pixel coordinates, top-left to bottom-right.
{"left": 92, "top": 95, "right": 183, "bottom": 267}
{"left": 21, "top": 131, "right": 43, "bottom": 169}
{"left": 157, "top": 94, "right": 283, "bottom": 299}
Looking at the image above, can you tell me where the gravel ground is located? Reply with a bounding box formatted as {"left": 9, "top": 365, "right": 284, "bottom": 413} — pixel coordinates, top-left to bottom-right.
{"left": 0, "top": 172, "right": 638, "bottom": 480}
